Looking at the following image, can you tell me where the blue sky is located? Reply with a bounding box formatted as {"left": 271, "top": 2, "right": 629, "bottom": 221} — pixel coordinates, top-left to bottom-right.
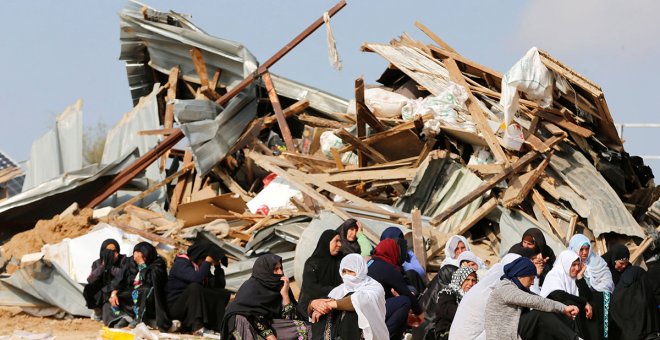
{"left": 1, "top": 0, "right": 658, "bottom": 174}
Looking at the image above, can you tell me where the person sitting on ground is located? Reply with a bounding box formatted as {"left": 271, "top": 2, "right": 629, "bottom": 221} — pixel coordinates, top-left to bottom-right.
{"left": 568, "top": 234, "right": 614, "bottom": 339}
{"left": 485, "top": 257, "right": 581, "bottom": 340}
{"left": 440, "top": 235, "right": 470, "bottom": 268}
{"left": 297, "top": 229, "right": 343, "bottom": 320}
{"left": 126, "top": 242, "right": 171, "bottom": 331}
{"left": 221, "top": 254, "right": 310, "bottom": 340}
{"left": 83, "top": 239, "right": 130, "bottom": 324}
{"left": 413, "top": 262, "right": 457, "bottom": 340}
{"left": 165, "top": 236, "right": 230, "bottom": 335}
{"left": 336, "top": 218, "right": 372, "bottom": 256}
{"left": 308, "top": 253, "right": 388, "bottom": 340}
{"left": 457, "top": 250, "right": 486, "bottom": 271}
{"left": 601, "top": 243, "right": 630, "bottom": 286}
{"left": 610, "top": 266, "right": 660, "bottom": 340}
{"left": 380, "top": 226, "right": 427, "bottom": 293}
{"left": 541, "top": 250, "right": 595, "bottom": 340}
{"left": 430, "top": 267, "right": 477, "bottom": 340}
{"left": 519, "top": 228, "right": 556, "bottom": 285}
{"left": 368, "top": 238, "right": 424, "bottom": 340}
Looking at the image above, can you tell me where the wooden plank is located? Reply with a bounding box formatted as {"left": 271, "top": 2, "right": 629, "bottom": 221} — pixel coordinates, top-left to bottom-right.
{"left": 176, "top": 193, "right": 248, "bottom": 227}
{"left": 213, "top": 0, "right": 347, "bottom": 107}
{"left": 452, "top": 197, "right": 498, "bottom": 236}
{"left": 566, "top": 214, "right": 578, "bottom": 243}
{"left": 209, "top": 68, "right": 222, "bottom": 90}
{"left": 467, "top": 163, "right": 505, "bottom": 175}
{"left": 263, "top": 72, "right": 296, "bottom": 152}
{"left": 297, "top": 114, "right": 348, "bottom": 129}
{"left": 161, "top": 66, "right": 180, "bottom": 171}
{"left": 330, "top": 148, "right": 345, "bottom": 170}
{"left": 307, "top": 168, "right": 417, "bottom": 182}
{"left": 138, "top": 128, "right": 179, "bottom": 136}
{"left": 168, "top": 150, "right": 193, "bottom": 214}
{"left": 443, "top": 57, "right": 508, "bottom": 164}
{"left": 502, "top": 152, "right": 553, "bottom": 208}
{"left": 531, "top": 189, "right": 566, "bottom": 240}
{"left": 211, "top": 167, "right": 252, "bottom": 202}
{"left": 414, "top": 21, "right": 458, "bottom": 53}
{"left": 539, "top": 177, "right": 561, "bottom": 201}
{"left": 114, "top": 221, "right": 179, "bottom": 246}
{"left": 335, "top": 129, "right": 388, "bottom": 163}
{"left": 630, "top": 236, "right": 653, "bottom": 264}
{"left": 428, "top": 135, "right": 563, "bottom": 226}
{"left": 355, "top": 78, "right": 368, "bottom": 167}
{"left": 263, "top": 99, "right": 310, "bottom": 127}
{"left": 411, "top": 208, "right": 426, "bottom": 272}
{"left": 191, "top": 48, "right": 210, "bottom": 87}
{"left": 355, "top": 77, "right": 387, "bottom": 133}
{"left": 536, "top": 109, "right": 594, "bottom": 138}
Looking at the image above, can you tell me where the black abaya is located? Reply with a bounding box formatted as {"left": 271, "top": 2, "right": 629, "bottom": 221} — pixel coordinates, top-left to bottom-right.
{"left": 610, "top": 266, "right": 660, "bottom": 340}
{"left": 297, "top": 230, "right": 342, "bottom": 318}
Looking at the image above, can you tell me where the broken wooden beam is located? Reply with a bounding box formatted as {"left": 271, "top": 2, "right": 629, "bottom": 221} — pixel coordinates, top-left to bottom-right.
{"left": 531, "top": 189, "right": 566, "bottom": 240}
{"left": 411, "top": 208, "right": 426, "bottom": 272}
{"left": 263, "top": 72, "right": 296, "bottom": 152}
{"left": 502, "top": 152, "right": 553, "bottom": 208}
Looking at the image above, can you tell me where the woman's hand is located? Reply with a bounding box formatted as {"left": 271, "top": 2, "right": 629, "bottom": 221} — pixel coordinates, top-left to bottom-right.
{"left": 205, "top": 256, "right": 214, "bottom": 263}
{"left": 279, "top": 276, "right": 291, "bottom": 305}
{"left": 563, "top": 305, "right": 579, "bottom": 320}
{"left": 585, "top": 303, "right": 593, "bottom": 319}
{"left": 311, "top": 310, "right": 322, "bottom": 323}
{"left": 265, "top": 335, "right": 277, "bottom": 340}
{"left": 577, "top": 262, "right": 587, "bottom": 280}
{"left": 309, "top": 298, "right": 333, "bottom": 315}
{"left": 109, "top": 290, "right": 119, "bottom": 307}
{"left": 356, "top": 221, "right": 363, "bottom": 233}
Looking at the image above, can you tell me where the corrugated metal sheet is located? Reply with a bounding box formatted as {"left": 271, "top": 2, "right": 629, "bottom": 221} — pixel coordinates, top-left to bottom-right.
{"left": 22, "top": 100, "right": 83, "bottom": 192}
{"left": 396, "top": 152, "right": 484, "bottom": 233}
{"left": 549, "top": 143, "right": 644, "bottom": 238}
{"left": 364, "top": 43, "right": 455, "bottom": 96}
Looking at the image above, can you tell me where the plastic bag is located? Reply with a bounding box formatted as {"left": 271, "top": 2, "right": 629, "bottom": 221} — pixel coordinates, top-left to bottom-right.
{"left": 364, "top": 88, "right": 409, "bottom": 118}
{"left": 500, "top": 47, "right": 553, "bottom": 127}
{"left": 319, "top": 130, "right": 358, "bottom": 165}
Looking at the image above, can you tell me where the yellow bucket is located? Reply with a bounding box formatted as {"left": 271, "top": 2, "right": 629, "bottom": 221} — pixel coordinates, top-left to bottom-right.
{"left": 99, "top": 327, "right": 135, "bottom": 340}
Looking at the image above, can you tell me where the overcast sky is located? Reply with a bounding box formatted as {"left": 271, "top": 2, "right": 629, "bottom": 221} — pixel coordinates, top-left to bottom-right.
{"left": 1, "top": 0, "right": 658, "bottom": 174}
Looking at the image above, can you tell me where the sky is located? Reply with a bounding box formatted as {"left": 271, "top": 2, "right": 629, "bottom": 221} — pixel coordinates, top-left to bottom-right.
{"left": 0, "top": 0, "right": 658, "bottom": 175}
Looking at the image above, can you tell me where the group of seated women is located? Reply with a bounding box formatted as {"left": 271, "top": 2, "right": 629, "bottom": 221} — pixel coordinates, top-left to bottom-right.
{"left": 83, "top": 236, "right": 230, "bottom": 336}
{"left": 83, "top": 220, "right": 660, "bottom": 340}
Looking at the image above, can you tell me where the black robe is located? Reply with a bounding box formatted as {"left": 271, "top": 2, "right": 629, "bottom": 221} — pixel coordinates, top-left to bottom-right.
{"left": 297, "top": 230, "right": 342, "bottom": 319}
{"left": 610, "top": 266, "right": 660, "bottom": 340}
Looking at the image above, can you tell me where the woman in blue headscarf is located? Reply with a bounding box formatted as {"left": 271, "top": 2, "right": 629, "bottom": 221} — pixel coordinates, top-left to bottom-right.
{"left": 485, "top": 257, "right": 580, "bottom": 340}
{"left": 568, "top": 234, "right": 614, "bottom": 340}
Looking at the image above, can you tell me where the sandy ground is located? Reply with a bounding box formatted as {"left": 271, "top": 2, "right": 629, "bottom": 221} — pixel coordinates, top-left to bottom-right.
{"left": 0, "top": 307, "right": 101, "bottom": 339}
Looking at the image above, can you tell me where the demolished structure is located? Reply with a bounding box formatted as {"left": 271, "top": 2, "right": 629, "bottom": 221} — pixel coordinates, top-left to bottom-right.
{"left": 0, "top": 0, "right": 657, "bottom": 318}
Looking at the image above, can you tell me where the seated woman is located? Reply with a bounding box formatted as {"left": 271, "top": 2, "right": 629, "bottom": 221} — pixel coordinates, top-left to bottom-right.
{"left": 519, "top": 228, "right": 556, "bottom": 285}
{"left": 166, "top": 237, "right": 230, "bottom": 335}
{"left": 221, "top": 254, "right": 310, "bottom": 340}
{"left": 485, "top": 257, "right": 580, "bottom": 340}
{"left": 413, "top": 263, "right": 457, "bottom": 340}
{"left": 568, "top": 234, "right": 614, "bottom": 339}
{"left": 456, "top": 251, "right": 486, "bottom": 271}
{"left": 540, "top": 250, "right": 594, "bottom": 340}
{"left": 601, "top": 243, "right": 630, "bottom": 286}
{"left": 430, "top": 267, "right": 477, "bottom": 340}
{"left": 129, "top": 242, "right": 171, "bottom": 331}
{"left": 440, "top": 235, "right": 470, "bottom": 268}
{"left": 83, "top": 239, "right": 129, "bottom": 323}
{"left": 610, "top": 266, "right": 660, "bottom": 340}
{"left": 336, "top": 218, "right": 372, "bottom": 256}
{"left": 448, "top": 245, "right": 540, "bottom": 340}
{"left": 297, "top": 230, "right": 343, "bottom": 319}
{"left": 380, "top": 226, "right": 427, "bottom": 293}
{"left": 308, "top": 253, "right": 388, "bottom": 340}
{"left": 368, "top": 238, "right": 424, "bottom": 340}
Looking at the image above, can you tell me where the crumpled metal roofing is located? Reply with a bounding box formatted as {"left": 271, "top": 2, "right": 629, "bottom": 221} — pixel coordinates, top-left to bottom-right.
{"left": 22, "top": 100, "right": 83, "bottom": 192}
{"left": 549, "top": 143, "right": 644, "bottom": 238}
{"left": 396, "top": 152, "right": 484, "bottom": 233}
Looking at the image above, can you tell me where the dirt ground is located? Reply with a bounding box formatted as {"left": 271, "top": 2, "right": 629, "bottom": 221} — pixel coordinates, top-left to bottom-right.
{"left": 0, "top": 307, "right": 101, "bottom": 339}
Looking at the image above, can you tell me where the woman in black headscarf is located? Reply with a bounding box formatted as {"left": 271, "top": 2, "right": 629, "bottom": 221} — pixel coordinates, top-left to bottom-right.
{"left": 297, "top": 229, "right": 343, "bottom": 320}
{"left": 165, "top": 236, "right": 230, "bottom": 335}
{"left": 601, "top": 243, "right": 630, "bottom": 285}
{"left": 83, "top": 239, "right": 130, "bottom": 323}
{"left": 610, "top": 266, "right": 660, "bottom": 340}
{"left": 221, "top": 254, "right": 310, "bottom": 340}
{"left": 128, "top": 242, "right": 171, "bottom": 331}
{"left": 336, "top": 218, "right": 372, "bottom": 256}
{"left": 519, "top": 228, "right": 555, "bottom": 286}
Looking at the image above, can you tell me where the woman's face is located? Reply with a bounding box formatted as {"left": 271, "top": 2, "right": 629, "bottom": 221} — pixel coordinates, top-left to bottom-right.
{"left": 341, "top": 268, "right": 357, "bottom": 277}
{"left": 518, "top": 275, "right": 535, "bottom": 289}
{"left": 329, "top": 235, "right": 342, "bottom": 256}
{"left": 346, "top": 227, "right": 358, "bottom": 242}
{"left": 579, "top": 245, "right": 590, "bottom": 261}
{"left": 461, "top": 273, "right": 478, "bottom": 292}
{"left": 273, "top": 262, "right": 283, "bottom": 276}
{"left": 133, "top": 250, "right": 145, "bottom": 265}
{"left": 522, "top": 235, "right": 535, "bottom": 249}
{"left": 106, "top": 243, "right": 119, "bottom": 262}
{"left": 614, "top": 259, "right": 630, "bottom": 272}
{"left": 454, "top": 241, "right": 466, "bottom": 258}
{"left": 461, "top": 260, "right": 478, "bottom": 271}
{"left": 569, "top": 259, "right": 581, "bottom": 278}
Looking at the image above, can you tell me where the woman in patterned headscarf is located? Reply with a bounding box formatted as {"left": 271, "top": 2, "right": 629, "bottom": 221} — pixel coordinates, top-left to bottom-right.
{"left": 430, "top": 267, "right": 478, "bottom": 340}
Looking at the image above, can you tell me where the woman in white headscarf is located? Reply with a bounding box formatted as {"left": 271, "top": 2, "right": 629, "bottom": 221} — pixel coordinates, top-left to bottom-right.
{"left": 309, "top": 253, "right": 388, "bottom": 340}
{"left": 441, "top": 235, "right": 471, "bottom": 268}
{"left": 568, "top": 234, "right": 614, "bottom": 340}
{"left": 457, "top": 250, "right": 487, "bottom": 271}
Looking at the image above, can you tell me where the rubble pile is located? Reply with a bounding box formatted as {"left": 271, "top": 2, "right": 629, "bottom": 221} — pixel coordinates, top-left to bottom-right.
{"left": 0, "top": 0, "right": 657, "bottom": 318}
